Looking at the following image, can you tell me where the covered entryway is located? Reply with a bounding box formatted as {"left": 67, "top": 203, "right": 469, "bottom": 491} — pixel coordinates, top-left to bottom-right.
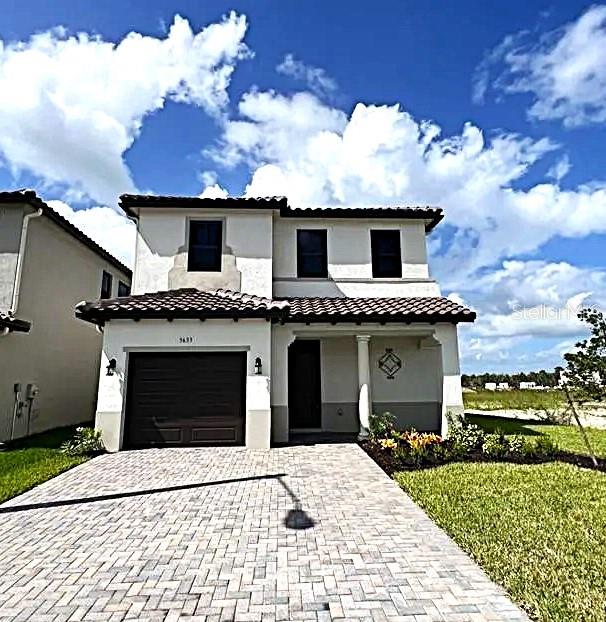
{"left": 125, "top": 351, "right": 246, "bottom": 447}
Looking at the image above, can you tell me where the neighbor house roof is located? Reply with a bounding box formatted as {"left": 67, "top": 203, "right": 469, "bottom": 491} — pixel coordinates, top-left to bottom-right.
{"left": 0, "top": 312, "right": 31, "bottom": 333}
{"left": 76, "top": 288, "right": 475, "bottom": 325}
{"left": 118, "top": 194, "right": 443, "bottom": 232}
{"left": 0, "top": 190, "right": 132, "bottom": 277}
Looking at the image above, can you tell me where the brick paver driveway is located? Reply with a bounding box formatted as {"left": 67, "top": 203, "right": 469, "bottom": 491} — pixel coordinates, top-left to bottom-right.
{"left": 0, "top": 444, "right": 528, "bottom": 622}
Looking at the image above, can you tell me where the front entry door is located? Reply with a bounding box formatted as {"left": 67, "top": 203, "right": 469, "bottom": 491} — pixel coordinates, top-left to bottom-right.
{"left": 288, "top": 340, "right": 322, "bottom": 429}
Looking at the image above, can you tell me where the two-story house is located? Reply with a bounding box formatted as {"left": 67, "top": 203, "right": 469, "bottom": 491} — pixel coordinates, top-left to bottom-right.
{"left": 0, "top": 190, "right": 132, "bottom": 442}
{"left": 76, "top": 195, "right": 475, "bottom": 451}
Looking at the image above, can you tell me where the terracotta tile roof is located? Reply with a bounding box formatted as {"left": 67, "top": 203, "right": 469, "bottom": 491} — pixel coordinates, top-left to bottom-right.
{"left": 76, "top": 288, "right": 475, "bottom": 325}
{"left": 119, "top": 194, "right": 287, "bottom": 218}
{"left": 283, "top": 296, "right": 475, "bottom": 323}
{"left": 118, "top": 194, "right": 443, "bottom": 231}
{"left": 76, "top": 288, "right": 288, "bottom": 323}
{"left": 0, "top": 312, "right": 31, "bottom": 333}
{"left": 0, "top": 190, "right": 132, "bottom": 277}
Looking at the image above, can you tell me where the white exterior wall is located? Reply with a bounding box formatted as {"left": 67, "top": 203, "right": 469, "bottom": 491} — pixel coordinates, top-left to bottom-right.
{"left": 434, "top": 323, "right": 464, "bottom": 435}
{"left": 0, "top": 203, "right": 26, "bottom": 312}
{"left": 270, "top": 324, "right": 457, "bottom": 440}
{"left": 96, "top": 319, "right": 272, "bottom": 451}
{"left": 0, "top": 213, "right": 131, "bottom": 441}
{"left": 272, "top": 218, "right": 440, "bottom": 298}
{"left": 132, "top": 209, "right": 273, "bottom": 298}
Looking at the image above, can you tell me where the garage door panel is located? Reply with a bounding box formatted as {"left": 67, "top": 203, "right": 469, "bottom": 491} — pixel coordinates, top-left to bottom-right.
{"left": 125, "top": 352, "right": 246, "bottom": 447}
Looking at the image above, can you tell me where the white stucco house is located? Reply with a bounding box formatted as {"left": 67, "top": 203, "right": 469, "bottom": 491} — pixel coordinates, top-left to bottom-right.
{"left": 76, "top": 195, "right": 475, "bottom": 451}
{"left": 0, "top": 190, "right": 132, "bottom": 442}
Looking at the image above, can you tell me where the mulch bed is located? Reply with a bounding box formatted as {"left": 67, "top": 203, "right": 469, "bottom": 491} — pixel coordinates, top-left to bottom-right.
{"left": 359, "top": 439, "right": 605, "bottom": 476}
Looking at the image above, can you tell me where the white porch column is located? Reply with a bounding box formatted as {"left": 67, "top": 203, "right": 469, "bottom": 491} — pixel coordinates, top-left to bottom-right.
{"left": 433, "top": 325, "right": 464, "bottom": 437}
{"left": 356, "top": 334, "right": 372, "bottom": 439}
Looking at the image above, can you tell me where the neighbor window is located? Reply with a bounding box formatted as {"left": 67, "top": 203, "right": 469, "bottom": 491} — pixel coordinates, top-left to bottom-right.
{"left": 100, "top": 271, "right": 113, "bottom": 299}
{"left": 188, "top": 221, "right": 222, "bottom": 271}
{"left": 117, "top": 281, "right": 131, "bottom": 297}
{"left": 297, "top": 229, "right": 327, "bottom": 278}
{"left": 371, "top": 230, "right": 402, "bottom": 278}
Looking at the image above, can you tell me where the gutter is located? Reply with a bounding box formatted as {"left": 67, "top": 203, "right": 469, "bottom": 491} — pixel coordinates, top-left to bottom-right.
{"left": 10, "top": 207, "right": 43, "bottom": 316}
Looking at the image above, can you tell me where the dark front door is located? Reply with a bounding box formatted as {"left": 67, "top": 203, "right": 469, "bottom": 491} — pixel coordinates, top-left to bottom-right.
{"left": 288, "top": 340, "right": 322, "bottom": 429}
{"left": 125, "top": 352, "right": 246, "bottom": 447}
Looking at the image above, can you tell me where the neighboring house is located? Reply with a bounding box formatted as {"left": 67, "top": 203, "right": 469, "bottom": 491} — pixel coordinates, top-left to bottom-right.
{"left": 484, "top": 383, "right": 497, "bottom": 391}
{"left": 519, "top": 381, "right": 537, "bottom": 390}
{"left": 497, "top": 382, "right": 510, "bottom": 391}
{"left": 0, "top": 190, "right": 132, "bottom": 442}
{"left": 77, "top": 195, "right": 475, "bottom": 451}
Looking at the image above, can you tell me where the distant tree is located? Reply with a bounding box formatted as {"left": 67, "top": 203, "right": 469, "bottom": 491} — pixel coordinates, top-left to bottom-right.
{"left": 563, "top": 308, "right": 606, "bottom": 467}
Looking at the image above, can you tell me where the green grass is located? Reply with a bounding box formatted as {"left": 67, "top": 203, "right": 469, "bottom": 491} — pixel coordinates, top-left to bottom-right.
{"left": 467, "top": 413, "right": 606, "bottom": 458}
{"left": 0, "top": 425, "right": 90, "bottom": 504}
{"left": 396, "top": 462, "right": 606, "bottom": 622}
{"left": 464, "top": 389, "right": 565, "bottom": 411}
{"left": 394, "top": 416, "right": 606, "bottom": 621}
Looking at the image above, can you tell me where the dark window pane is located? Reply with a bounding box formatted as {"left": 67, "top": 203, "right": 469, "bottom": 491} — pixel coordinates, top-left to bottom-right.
{"left": 118, "top": 281, "right": 131, "bottom": 297}
{"left": 188, "top": 221, "right": 222, "bottom": 271}
{"left": 100, "top": 271, "right": 113, "bottom": 299}
{"left": 371, "top": 230, "right": 402, "bottom": 278}
{"left": 297, "top": 230, "right": 327, "bottom": 277}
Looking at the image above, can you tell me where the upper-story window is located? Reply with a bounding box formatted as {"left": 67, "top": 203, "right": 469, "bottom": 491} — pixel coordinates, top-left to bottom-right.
{"left": 371, "top": 230, "right": 402, "bottom": 278}
{"left": 100, "top": 270, "right": 113, "bottom": 299}
{"left": 117, "top": 281, "right": 131, "bottom": 297}
{"left": 188, "top": 220, "right": 222, "bottom": 272}
{"left": 297, "top": 229, "right": 327, "bottom": 278}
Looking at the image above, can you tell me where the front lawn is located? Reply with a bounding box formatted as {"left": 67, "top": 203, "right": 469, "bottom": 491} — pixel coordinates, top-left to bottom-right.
{"left": 395, "top": 417, "right": 606, "bottom": 622}
{"left": 0, "top": 425, "right": 90, "bottom": 504}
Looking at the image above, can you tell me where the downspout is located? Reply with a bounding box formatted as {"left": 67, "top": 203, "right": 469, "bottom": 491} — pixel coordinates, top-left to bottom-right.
{"left": 10, "top": 207, "right": 43, "bottom": 316}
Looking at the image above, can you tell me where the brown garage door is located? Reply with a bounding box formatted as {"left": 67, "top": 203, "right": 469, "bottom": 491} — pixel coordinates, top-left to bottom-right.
{"left": 125, "top": 352, "right": 246, "bottom": 447}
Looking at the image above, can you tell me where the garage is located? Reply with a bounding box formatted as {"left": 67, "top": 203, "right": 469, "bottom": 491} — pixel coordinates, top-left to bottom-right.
{"left": 124, "top": 351, "right": 246, "bottom": 447}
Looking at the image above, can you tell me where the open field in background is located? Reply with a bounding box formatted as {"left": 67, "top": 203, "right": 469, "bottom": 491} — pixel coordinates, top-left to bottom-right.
{"left": 463, "top": 389, "right": 566, "bottom": 411}
{"left": 396, "top": 415, "right": 606, "bottom": 622}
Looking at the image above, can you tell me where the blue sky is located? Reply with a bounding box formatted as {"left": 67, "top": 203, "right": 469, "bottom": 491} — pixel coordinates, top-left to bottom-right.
{"left": 1, "top": 0, "right": 605, "bottom": 373}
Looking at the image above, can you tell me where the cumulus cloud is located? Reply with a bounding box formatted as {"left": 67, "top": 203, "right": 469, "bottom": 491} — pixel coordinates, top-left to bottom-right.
{"left": 0, "top": 12, "right": 249, "bottom": 204}
{"left": 453, "top": 260, "right": 606, "bottom": 367}
{"left": 209, "top": 89, "right": 606, "bottom": 283}
{"left": 474, "top": 5, "right": 606, "bottom": 127}
{"left": 276, "top": 53, "right": 337, "bottom": 98}
{"left": 48, "top": 200, "right": 136, "bottom": 266}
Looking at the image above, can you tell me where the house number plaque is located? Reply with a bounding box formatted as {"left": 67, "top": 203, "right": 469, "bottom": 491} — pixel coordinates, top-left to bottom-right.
{"left": 178, "top": 336, "right": 194, "bottom": 344}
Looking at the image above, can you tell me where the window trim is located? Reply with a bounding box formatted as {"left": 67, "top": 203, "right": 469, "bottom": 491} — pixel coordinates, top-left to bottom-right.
{"left": 100, "top": 270, "right": 113, "bottom": 299}
{"left": 297, "top": 229, "right": 328, "bottom": 278}
{"left": 370, "top": 229, "right": 402, "bottom": 278}
{"left": 187, "top": 219, "right": 223, "bottom": 272}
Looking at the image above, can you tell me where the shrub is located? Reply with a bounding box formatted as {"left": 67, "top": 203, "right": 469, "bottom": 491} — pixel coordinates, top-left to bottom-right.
{"left": 533, "top": 435, "right": 559, "bottom": 457}
{"left": 61, "top": 427, "right": 105, "bottom": 456}
{"left": 482, "top": 432, "right": 509, "bottom": 458}
{"left": 447, "top": 413, "right": 485, "bottom": 453}
{"left": 369, "top": 411, "right": 396, "bottom": 439}
{"left": 520, "top": 435, "right": 559, "bottom": 459}
{"left": 392, "top": 430, "right": 444, "bottom": 466}
{"left": 508, "top": 434, "right": 526, "bottom": 456}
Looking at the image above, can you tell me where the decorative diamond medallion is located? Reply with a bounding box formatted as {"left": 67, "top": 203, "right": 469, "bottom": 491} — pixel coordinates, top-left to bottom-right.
{"left": 378, "top": 348, "right": 402, "bottom": 379}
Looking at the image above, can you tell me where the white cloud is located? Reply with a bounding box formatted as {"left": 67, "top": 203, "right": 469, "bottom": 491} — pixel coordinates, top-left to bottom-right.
{"left": 453, "top": 260, "right": 606, "bottom": 368}
{"left": 276, "top": 53, "right": 337, "bottom": 98}
{"left": 48, "top": 200, "right": 136, "bottom": 267}
{"left": 210, "top": 90, "right": 606, "bottom": 283}
{"left": 0, "top": 12, "right": 249, "bottom": 204}
{"left": 199, "top": 183, "right": 228, "bottom": 199}
{"left": 475, "top": 5, "right": 606, "bottom": 127}
{"left": 547, "top": 154, "right": 571, "bottom": 182}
